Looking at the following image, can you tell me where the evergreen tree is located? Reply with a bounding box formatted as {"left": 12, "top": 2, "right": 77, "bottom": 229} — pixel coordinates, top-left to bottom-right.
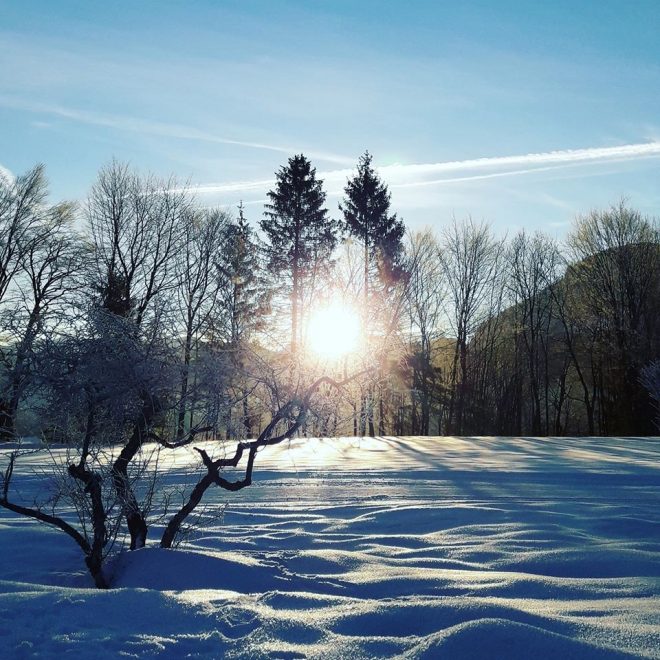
{"left": 340, "top": 151, "right": 405, "bottom": 437}
{"left": 99, "top": 269, "right": 132, "bottom": 317}
{"left": 260, "top": 155, "right": 337, "bottom": 352}
{"left": 217, "top": 202, "right": 271, "bottom": 345}
{"left": 216, "top": 203, "right": 272, "bottom": 438}
{"left": 340, "top": 151, "right": 405, "bottom": 305}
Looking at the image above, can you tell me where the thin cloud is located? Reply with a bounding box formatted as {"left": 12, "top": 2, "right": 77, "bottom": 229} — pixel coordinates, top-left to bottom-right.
{"left": 0, "top": 95, "right": 354, "bottom": 166}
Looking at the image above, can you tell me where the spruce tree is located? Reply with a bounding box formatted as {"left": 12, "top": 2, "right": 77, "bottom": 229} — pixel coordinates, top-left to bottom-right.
{"left": 217, "top": 202, "right": 271, "bottom": 344}
{"left": 216, "top": 203, "right": 272, "bottom": 438}
{"left": 260, "top": 155, "right": 337, "bottom": 352}
{"left": 340, "top": 151, "right": 404, "bottom": 437}
{"left": 340, "top": 151, "right": 405, "bottom": 305}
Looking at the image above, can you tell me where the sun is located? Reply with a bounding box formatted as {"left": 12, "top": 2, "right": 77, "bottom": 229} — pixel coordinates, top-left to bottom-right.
{"left": 307, "top": 301, "right": 361, "bottom": 360}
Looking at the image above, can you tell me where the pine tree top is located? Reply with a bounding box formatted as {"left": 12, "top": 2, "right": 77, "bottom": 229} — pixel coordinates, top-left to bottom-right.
{"left": 260, "top": 154, "right": 337, "bottom": 275}
{"left": 340, "top": 151, "right": 405, "bottom": 282}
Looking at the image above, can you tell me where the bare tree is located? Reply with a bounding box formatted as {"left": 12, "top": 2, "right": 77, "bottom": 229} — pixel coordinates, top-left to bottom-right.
{"left": 159, "top": 371, "right": 366, "bottom": 549}
{"left": 641, "top": 359, "right": 660, "bottom": 429}
{"left": 549, "top": 265, "right": 600, "bottom": 434}
{"left": 566, "top": 202, "right": 660, "bottom": 433}
{"left": 403, "top": 229, "right": 445, "bottom": 434}
{"left": 1, "top": 447, "right": 110, "bottom": 588}
{"left": 507, "top": 230, "right": 561, "bottom": 434}
{"left": 0, "top": 165, "right": 48, "bottom": 304}
{"left": 87, "top": 160, "right": 190, "bottom": 328}
{"left": 0, "top": 167, "right": 84, "bottom": 440}
{"left": 439, "top": 218, "right": 504, "bottom": 435}
{"left": 174, "top": 208, "right": 229, "bottom": 436}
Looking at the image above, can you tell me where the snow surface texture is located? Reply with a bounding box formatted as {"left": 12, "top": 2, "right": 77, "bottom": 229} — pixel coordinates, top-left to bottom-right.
{"left": 0, "top": 435, "right": 659, "bottom": 659}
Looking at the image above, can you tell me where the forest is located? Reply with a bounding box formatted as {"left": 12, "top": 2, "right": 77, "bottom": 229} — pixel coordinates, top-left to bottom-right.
{"left": 2, "top": 152, "right": 659, "bottom": 450}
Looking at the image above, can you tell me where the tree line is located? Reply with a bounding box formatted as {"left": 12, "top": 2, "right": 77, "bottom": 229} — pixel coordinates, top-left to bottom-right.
{"left": 1, "top": 154, "right": 660, "bottom": 446}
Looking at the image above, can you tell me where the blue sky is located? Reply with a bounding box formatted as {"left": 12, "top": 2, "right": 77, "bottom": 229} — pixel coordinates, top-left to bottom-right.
{"left": 1, "top": 0, "right": 659, "bottom": 235}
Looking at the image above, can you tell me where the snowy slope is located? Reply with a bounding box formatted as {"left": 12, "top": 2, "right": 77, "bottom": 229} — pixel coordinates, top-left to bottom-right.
{"left": 0, "top": 436, "right": 659, "bottom": 659}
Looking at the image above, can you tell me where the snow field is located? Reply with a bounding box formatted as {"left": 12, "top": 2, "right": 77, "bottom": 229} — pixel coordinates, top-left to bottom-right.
{"left": 0, "top": 435, "right": 658, "bottom": 658}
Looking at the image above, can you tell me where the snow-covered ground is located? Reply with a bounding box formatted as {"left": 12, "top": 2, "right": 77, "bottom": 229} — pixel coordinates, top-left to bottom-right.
{"left": 1, "top": 436, "right": 659, "bottom": 659}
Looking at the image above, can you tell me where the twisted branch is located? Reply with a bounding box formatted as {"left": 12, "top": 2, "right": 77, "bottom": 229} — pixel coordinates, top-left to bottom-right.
{"left": 160, "top": 371, "right": 365, "bottom": 548}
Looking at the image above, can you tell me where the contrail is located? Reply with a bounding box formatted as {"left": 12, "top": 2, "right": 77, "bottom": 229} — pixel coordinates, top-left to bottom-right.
{"left": 385, "top": 141, "right": 660, "bottom": 188}
{"left": 186, "top": 140, "right": 660, "bottom": 195}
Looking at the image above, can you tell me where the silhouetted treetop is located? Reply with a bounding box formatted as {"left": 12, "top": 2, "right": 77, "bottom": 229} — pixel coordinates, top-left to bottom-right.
{"left": 260, "top": 154, "right": 337, "bottom": 275}
{"left": 340, "top": 151, "right": 405, "bottom": 287}
{"left": 260, "top": 154, "right": 338, "bottom": 350}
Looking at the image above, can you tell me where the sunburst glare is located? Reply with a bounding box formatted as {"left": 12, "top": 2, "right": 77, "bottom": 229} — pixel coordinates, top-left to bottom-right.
{"left": 306, "top": 301, "right": 361, "bottom": 360}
